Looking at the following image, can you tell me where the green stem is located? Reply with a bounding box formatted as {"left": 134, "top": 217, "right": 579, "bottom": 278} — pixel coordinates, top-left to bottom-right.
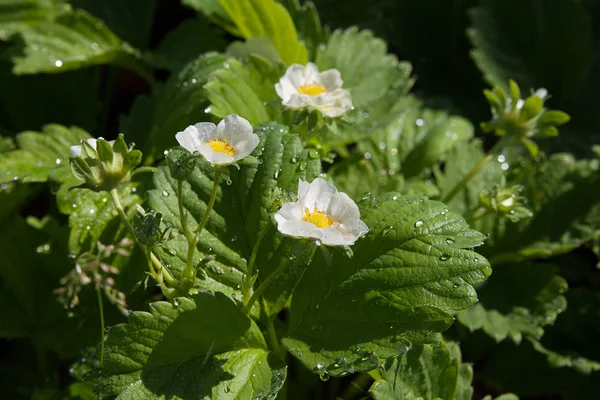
{"left": 178, "top": 181, "right": 189, "bottom": 239}
{"left": 182, "top": 168, "right": 220, "bottom": 281}
{"left": 244, "top": 258, "right": 290, "bottom": 315}
{"left": 110, "top": 188, "right": 177, "bottom": 288}
{"left": 441, "top": 138, "right": 505, "bottom": 204}
{"left": 242, "top": 224, "right": 271, "bottom": 305}
{"left": 96, "top": 287, "right": 105, "bottom": 366}
{"left": 266, "top": 314, "right": 281, "bottom": 355}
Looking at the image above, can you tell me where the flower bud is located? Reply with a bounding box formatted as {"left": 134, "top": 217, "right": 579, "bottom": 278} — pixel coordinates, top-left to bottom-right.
{"left": 69, "top": 134, "right": 142, "bottom": 191}
{"left": 167, "top": 151, "right": 196, "bottom": 181}
{"left": 133, "top": 212, "right": 164, "bottom": 247}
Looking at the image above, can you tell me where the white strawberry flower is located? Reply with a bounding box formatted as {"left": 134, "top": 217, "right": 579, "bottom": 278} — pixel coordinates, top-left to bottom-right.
{"left": 275, "top": 63, "right": 353, "bottom": 118}
{"left": 175, "top": 114, "right": 260, "bottom": 165}
{"left": 274, "top": 178, "right": 369, "bottom": 246}
{"left": 70, "top": 138, "right": 115, "bottom": 158}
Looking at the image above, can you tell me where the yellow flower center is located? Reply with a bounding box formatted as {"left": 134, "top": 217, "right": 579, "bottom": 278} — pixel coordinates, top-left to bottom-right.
{"left": 298, "top": 83, "right": 327, "bottom": 96}
{"left": 302, "top": 208, "right": 334, "bottom": 228}
{"left": 204, "top": 138, "right": 236, "bottom": 156}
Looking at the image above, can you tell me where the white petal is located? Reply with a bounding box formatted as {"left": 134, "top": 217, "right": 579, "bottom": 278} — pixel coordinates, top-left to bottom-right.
{"left": 297, "top": 180, "right": 311, "bottom": 198}
{"left": 275, "top": 77, "right": 298, "bottom": 103}
{"left": 318, "top": 89, "right": 353, "bottom": 117}
{"left": 176, "top": 123, "right": 216, "bottom": 152}
{"left": 275, "top": 202, "right": 303, "bottom": 221}
{"left": 299, "top": 178, "right": 337, "bottom": 211}
{"left": 327, "top": 192, "right": 360, "bottom": 222}
{"left": 233, "top": 134, "right": 260, "bottom": 160}
{"left": 284, "top": 94, "right": 312, "bottom": 109}
{"left": 217, "top": 114, "right": 253, "bottom": 143}
{"left": 320, "top": 228, "right": 351, "bottom": 246}
{"left": 277, "top": 219, "right": 323, "bottom": 240}
{"left": 319, "top": 69, "right": 343, "bottom": 91}
{"left": 304, "top": 62, "right": 321, "bottom": 83}
{"left": 70, "top": 145, "right": 83, "bottom": 157}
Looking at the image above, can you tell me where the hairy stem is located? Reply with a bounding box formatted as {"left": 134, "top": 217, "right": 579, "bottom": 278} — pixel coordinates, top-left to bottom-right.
{"left": 96, "top": 287, "right": 105, "bottom": 366}
{"left": 442, "top": 138, "right": 505, "bottom": 204}
{"left": 244, "top": 258, "right": 290, "bottom": 315}
{"left": 242, "top": 224, "right": 271, "bottom": 305}
{"left": 110, "top": 188, "right": 177, "bottom": 289}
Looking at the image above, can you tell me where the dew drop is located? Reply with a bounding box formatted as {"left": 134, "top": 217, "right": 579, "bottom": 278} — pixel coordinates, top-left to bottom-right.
{"left": 315, "top": 239, "right": 322, "bottom": 246}
{"left": 382, "top": 225, "right": 394, "bottom": 237}
{"left": 445, "top": 237, "right": 455, "bottom": 245}
{"left": 316, "top": 362, "right": 326, "bottom": 370}
{"left": 414, "top": 219, "right": 424, "bottom": 228}
{"left": 162, "top": 190, "right": 169, "bottom": 197}
{"left": 290, "top": 155, "right": 299, "bottom": 163}
{"left": 55, "top": 158, "right": 62, "bottom": 165}
{"left": 439, "top": 253, "right": 451, "bottom": 261}
{"left": 224, "top": 387, "right": 230, "bottom": 393}
{"left": 91, "top": 42, "right": 99, "bottom": 50}
{"left": 226, "top": 178, "right": 232, "bottom": 185}
{"left": 364, "top": 152, "right": 372, "bottom": 160}
{"left": 55, "top": 60, "right": 63, "bottom": 67}
{"left": 319, "top": 371, "right": 330, "bottom": 381}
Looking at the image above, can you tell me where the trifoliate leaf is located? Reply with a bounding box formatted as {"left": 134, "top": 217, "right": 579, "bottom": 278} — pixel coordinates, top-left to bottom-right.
{"left": 148, "top": 124, "right": 320, "bottom": 303}
{"left": 11, "top": 9, "right": 152, "bottom": 82}
{"left": 468, "top": 0, "right": 591, "bottom": 103}
{"left": 204, "top": 55, "right": 284, "bottom": 124}
{"left": 121, "top": 52, "right": 228, "bottom": 164}
{"left": 219, "top": 0, "right": 308, "bottom": 65}
{"left": 0, "top": 124, "right": 90, "bottom": 184}
{"left": 369, "top": 342, "right": 459, "bottom": 400}
{"left": 283, "top": 193, "right": 491, "bottom": 376}
{"left": 0, "top": 0, "right": 68, "bottom": 40}
{"left": 457, "top": 262, "right": 567, "bottom": 343}
{"left": 85, "top": 292, "right": 286, "bottom": 399}
{"left": 149, "top": 18, "right": 227, "bottom": 71}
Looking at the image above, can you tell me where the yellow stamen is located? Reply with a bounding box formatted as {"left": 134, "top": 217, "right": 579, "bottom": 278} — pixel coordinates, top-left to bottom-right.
{"left": 302, "top": 208, "right": 334, "bottom": 228}
{"left": 298, "top": 83, "right": 327, "bottom": 96}
{"left": 204, "top": 138, "right": 236, "bottom": 156}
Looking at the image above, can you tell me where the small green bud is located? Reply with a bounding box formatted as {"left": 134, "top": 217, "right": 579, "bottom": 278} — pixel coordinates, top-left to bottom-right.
{"left": 69, "top": 135, "right": 142, "bottom": 191}
{"left": 481, "top": 81, "right": 570, "bottom": 156}
{"left": 479, "top": 182, "right": 532, "bottom": 222}
{"left": 133, "top": 212, "right": 164, "bottom": 247}
{"left": 167, "top": 151, "right": 197, "bottom": 181}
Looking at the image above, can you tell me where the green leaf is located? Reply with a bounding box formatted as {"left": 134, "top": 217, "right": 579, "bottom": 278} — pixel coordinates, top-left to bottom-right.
{"left": 0, "top": 0, "right": 68, "bottom": 40}
{"left": 468, "top": 0, "right": 592, "bottom": 103}
{"left": 282, "top": 0, "right": 328, "bottom": 60}
{"left": 283, "top": 193, "right": 491, "bottom": 376}
{"left": 369, "top": 342, "right": 459, "bottom": 400}
{"left": 182, "top": 0, "right": 239, "bottom": 36}
{"left": 86, "top": 292, "right": 286, "bottom": 398}
{"left": 71, "top": 0, "right": 156, "bottom": 48}
{"left": 457, "top": 262, "right": 567, "bottom": 343}
{"left": 315, "top": 27, "right": 415, "bottom": 109}
{"left": 0, "top": 182, "right": 36, "bottom": 224}
{"left": 0, "top": 124, "right": 89, "bottom": 184}
{"left": 149, "top": 18, "right": 227, "bottom": 71}
{"left": 227, "top": 37, "right": 282, "bottom": 64}
{"left": 448, "top": 342, "right": 474, "bottom": 400}
{"left": 121, "top": 52, "right": 228, "bottom": 164}
{"left": 204, "top": 55, "right": 284, "bottom": 124}
{"left": 11, "top": 9, "right": 152, "bottom": 82}
{"left": 219, "top": 0, "right": 308, "bottom": 65}
{"left": 148, "top": 124, "right": 320, "bottom": 302}
{"left": 56, "top": 180, "right": 140, "bottom": 255}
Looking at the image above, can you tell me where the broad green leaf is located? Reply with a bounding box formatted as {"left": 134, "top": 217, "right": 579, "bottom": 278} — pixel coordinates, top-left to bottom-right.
{"left": 56, "top": 180, "right": 140, "bottom": 255}
{"left": 148, "top": 18, "right": 227, "bottom": 72}
{"left": 315, "top": 28, "right": 414, "bottom": 108}
{"left": 0, "top": 124, "right": 89, "bottom": 184}
{"left": 182, "top": 0, "right": 239, "bottom": 36}
{"left": 227, "top": 37, "right": 282, "bottom": 64}
{"left": 86, "top": 292, "right": 286, "bottom": 399}
{"left": 468, "top": 0, "right": 592, "bottom": 103}
{"left": 71, "top": 0, "right": 156, "bottom": 48}
{"left": 121, "top": 52, "right": 228, "bottom": 164}
{"left": 369, "top": 342, "right": 459, "bottom": 400}
{"left": 219, "top": 0, "right": 308, "bottom": 65}
{"left": 0, "top": 181, "right": 36, "bottom": 224}
{"left": 282, "top": 0, "right": 328, "bottom": 60}
{"left": 0, "top": 0, "right": 68, "bottom": 40}
{"left": 457, "top": 262, "right": 567, "bottom": 343}
{"left": 283, "top": 193, "right": 491, "bottom": 376}
{"left": 11, "top": 9, "right": 152, "bottom": 82}
{"left": 204, "top": 55, "right": 284, "bottom": 125}
{"left": 0, "top": 62, "right": 101, "bottom": 133}
{"left": 0, "top": 215, "right": 101, "bottom": 356}
{"left": 448, "top": 342, "right": 474, "bottom": 400}
{"left": 148, "top": 124, "right": 320, "bottom": 303}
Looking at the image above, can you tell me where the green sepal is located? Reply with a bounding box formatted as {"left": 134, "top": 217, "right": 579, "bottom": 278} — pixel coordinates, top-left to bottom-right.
{"left": 96, "top": 138, "right": 114, "bottom": 165}
{"left": 70, "top": 156, "right": 92, "bottom": 182}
